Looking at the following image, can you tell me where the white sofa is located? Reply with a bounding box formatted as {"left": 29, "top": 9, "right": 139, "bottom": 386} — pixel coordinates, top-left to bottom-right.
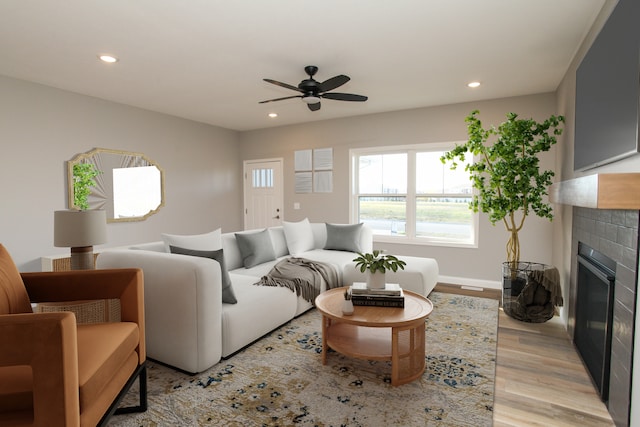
{"left": 97, "top": 222, "right": 438, "bottom": 373}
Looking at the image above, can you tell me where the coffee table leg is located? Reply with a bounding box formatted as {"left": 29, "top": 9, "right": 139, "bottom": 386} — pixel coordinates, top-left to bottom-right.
{"left": 391, "top": 322, "right": 426, "bottom": 386}
{"left": 410, "top": 326, "right": 416, "bottom": 373}
{"left": 391, "top": 327, "right": 399, "bottom": 386}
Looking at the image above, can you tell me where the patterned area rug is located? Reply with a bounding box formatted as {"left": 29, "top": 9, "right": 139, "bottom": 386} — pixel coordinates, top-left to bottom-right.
{"left": 109, "top": 292, "right": 498, "bottom": 426}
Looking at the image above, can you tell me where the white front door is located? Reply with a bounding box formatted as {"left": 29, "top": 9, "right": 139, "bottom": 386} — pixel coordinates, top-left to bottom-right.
{"left": 243, "top": 159, "right": 284, "bottom": 230}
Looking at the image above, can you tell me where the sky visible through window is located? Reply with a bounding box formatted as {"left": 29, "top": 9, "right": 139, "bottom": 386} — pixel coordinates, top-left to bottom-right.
{"left": 359, "top": 151, "right": 471, "bottom": 195}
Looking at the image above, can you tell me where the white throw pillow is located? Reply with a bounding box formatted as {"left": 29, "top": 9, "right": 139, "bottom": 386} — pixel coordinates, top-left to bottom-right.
{"left": 161, "top": 228, "right": 222, "bottom": 253}
{"left": 283, "top": 218, "right": 315, "bottom": 255}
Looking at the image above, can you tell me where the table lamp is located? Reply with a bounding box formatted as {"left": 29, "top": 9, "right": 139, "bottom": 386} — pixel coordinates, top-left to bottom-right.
{"left": 54, "top": 209, "right": 107, "bottom": 270}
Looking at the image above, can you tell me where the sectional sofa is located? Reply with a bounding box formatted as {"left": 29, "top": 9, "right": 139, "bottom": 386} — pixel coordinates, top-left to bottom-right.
{"left": 97, "top": 220, "right": 438, "bottom": 373}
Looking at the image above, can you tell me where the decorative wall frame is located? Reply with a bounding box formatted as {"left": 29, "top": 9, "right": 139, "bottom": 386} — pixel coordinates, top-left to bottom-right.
{"left": 294, "top": 148, "right": 333, "bottom": 193}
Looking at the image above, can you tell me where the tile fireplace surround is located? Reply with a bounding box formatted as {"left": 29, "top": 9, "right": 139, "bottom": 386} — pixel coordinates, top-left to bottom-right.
{"left": 551, "top": 173, "right": 640, "bottom": 427}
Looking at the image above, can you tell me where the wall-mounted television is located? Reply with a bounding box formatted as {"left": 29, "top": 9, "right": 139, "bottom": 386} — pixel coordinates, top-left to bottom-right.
{"left": 574, "top": 0, "right": 640, "bottom": 171}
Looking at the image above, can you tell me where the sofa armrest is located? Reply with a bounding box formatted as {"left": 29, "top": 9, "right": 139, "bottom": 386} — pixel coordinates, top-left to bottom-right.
{"left": 0, "top": 311, "right": 80, "bottom": 426}
{"left": 21, "top": 268, "right": 146, "bottom": 364}
{"left": 97, "top": 250, "right": 223, "bottom": 373}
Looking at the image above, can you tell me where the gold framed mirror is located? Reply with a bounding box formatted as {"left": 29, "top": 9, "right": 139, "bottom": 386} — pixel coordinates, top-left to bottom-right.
{"left": 67, "top": 148, "right": 165, "bottom": 223}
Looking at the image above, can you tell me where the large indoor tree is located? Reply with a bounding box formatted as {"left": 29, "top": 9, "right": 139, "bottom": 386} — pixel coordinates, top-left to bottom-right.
{"left": 441, "top": 110, "right": 564, "bottom": 274}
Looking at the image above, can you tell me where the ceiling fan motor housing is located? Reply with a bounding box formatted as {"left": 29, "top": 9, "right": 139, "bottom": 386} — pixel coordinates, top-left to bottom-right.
{"left": 299, "top": 65, "right": 320, "bottom": 94}
{"left": 298, "top": 79, "right": 320, "bottom": 93}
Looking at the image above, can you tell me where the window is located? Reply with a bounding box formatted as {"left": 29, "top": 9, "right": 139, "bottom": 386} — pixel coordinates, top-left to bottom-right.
{"left": 252, "top": 168, "right": 274, "bottom": 188}
{"left": 351, "top": 144, "right": 477, "bottom": 247}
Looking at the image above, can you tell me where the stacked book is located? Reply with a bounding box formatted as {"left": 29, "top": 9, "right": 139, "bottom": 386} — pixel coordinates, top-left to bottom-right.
{"left": 349, "top": 282, "right": 404, "bottom": 308}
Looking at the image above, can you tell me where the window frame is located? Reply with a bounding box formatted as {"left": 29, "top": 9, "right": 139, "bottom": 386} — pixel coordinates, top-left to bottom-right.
{"left": 350, "top": 142, "right": 479, "bottom": 248}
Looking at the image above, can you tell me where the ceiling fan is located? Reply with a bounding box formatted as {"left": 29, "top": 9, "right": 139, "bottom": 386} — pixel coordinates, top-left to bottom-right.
{"left": 259, "top": 65, "right": 368, "bottom": 111}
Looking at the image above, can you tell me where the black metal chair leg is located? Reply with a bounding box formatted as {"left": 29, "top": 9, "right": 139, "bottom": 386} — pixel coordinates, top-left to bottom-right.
{"left": 98, "top": 362, "right": 148, "bottom": 426}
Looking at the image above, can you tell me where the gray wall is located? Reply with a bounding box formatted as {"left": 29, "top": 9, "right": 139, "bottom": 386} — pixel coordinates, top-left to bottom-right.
{"left": 0, "top": 75, "right": 243, "bottom": 271}
{"left": 239, "top": 93, "right": 559, "bottom": 286}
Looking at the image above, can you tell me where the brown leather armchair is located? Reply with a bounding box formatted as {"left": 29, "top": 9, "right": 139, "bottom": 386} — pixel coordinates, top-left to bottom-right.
{"left": 0, "top": 244, "right": 147, "bottom": 427}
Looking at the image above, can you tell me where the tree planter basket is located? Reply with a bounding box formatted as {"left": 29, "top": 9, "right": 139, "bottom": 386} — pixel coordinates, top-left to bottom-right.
{"left": 502, "top": 261, "right": 555, "bottom": 322}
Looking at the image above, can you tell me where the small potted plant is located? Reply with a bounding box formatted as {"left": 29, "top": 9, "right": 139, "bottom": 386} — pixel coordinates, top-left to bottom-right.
{"left": 342, "top": 288, "right": 354, "bottom": 315}
{"left": 353, "top": 250, "right": 406, "bottom": 289}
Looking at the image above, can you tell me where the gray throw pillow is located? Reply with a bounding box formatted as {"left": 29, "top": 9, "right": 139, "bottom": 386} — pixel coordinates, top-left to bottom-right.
{"left": 324, "top": 223, "right": 364, "bottom": 252}
{"left": 169, "top": 246, "right": 237, "bottom": 304}
{"left": 235, "top": 229, "right": 277, "bottom": 268}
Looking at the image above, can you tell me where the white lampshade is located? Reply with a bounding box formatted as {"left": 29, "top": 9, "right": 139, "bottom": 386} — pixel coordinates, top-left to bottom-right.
{"left": 54, "top": 210, "right": 107, "bottom": 247}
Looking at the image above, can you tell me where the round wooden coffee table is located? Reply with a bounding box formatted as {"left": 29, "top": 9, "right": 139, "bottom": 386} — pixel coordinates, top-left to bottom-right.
{"left": 315, "top": 287, "right": 433, "bottom": 386}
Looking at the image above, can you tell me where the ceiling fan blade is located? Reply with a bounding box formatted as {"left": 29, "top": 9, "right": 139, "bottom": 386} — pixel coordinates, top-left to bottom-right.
{"left": 259, "top": 95, "right": 301, "bottom": 104}
{"left": 319, "top": 75, "right": 350, "bottom": 92}
{"left": 308, "top": 102, "right": 321, "bottom": 112}
{"left": 263, "top": 78, "right": 302, "bottom": 92}
{"left": 321, "top": 92, "right": 368, "bottom": 102}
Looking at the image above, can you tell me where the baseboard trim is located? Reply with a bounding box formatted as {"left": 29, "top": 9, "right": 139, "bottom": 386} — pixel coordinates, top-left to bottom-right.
{"left": 438, "top": 275, "right": 502, "bottom": 290}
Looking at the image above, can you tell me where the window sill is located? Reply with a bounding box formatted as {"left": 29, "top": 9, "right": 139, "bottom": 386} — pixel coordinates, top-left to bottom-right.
{"left": 373, "top": 235, "right": 478, "bottom": 249}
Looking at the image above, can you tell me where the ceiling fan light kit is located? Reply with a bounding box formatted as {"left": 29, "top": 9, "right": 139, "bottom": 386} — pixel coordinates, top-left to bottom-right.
{"left": 260, "top": 65, "right": 368, "bottom": 111}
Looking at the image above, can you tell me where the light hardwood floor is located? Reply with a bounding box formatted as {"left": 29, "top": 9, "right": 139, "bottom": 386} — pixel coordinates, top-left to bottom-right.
{"left": 434, "top": 284, "right": 616, "bottom": 426}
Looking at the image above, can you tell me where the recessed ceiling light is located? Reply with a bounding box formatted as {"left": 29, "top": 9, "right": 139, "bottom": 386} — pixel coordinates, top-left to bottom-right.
{"left": 98, "top": 54, "right": 118, "bottom": 63}
{"left": 268, "top": 113, "right": 278, "bottom": 118}
{"left": 467, "top": 81, "right": 481, "bottom": 88}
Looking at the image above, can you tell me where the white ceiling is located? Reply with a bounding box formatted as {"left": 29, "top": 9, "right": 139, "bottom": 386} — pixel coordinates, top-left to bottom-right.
{"left": 0, "top": 0, "right": 606, "bottom": 131}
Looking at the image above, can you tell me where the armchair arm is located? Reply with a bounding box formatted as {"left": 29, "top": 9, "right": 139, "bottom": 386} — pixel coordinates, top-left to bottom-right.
{"left": 0, "top": 312, "right": 80, "bottom": 427}
{"left": 21, "top": 269, "right": 146, "bottom": 363}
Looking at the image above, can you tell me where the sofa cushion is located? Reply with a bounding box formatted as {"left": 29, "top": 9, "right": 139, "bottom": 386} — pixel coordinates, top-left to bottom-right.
{"left": 283, "top": 218, "right": 315, "bottom": 255}
{"left": 235, "top": 229, "right": 276, "bottom": 268}
{"left": 161, "top": 228, "right": 222, "bottom": 252}
{"left": 324, "top": 223, "right": 364, "bottom": 253}
{"left": 221, "top": 274, "right": 297, "bottom": 357}
{"left": 169, "top": 246, "right": 237, "bottom": 304}
{"left": 130, "top": 241, "right": 165, "bottom": 252}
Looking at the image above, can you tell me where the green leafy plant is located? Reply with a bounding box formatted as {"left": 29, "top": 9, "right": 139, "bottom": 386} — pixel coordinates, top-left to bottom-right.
{"left": 441, "top": 109, "right": 564, "bottom": 271}
{"left": 73, "top": 163, "right": 101, "bottom": 210}
{"left": 353, "top": 250, "right": 407, "bottom": 274}
{"left": 343, "top": 288, "right": 352, "bottom": 300}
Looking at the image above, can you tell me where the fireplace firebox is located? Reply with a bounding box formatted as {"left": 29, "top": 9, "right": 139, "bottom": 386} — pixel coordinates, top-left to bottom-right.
{"left": 574, "top": 242, "right": 616, "bottom": 402}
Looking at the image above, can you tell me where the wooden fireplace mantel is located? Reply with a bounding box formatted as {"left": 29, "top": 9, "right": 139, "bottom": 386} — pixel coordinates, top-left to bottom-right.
{"left": 549, "top": 173, "right": 640, "bottom": 209}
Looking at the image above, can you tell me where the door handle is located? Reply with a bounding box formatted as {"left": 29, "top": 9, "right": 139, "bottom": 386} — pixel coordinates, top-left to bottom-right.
{"left": 273, "top": 215, "right": 280, "bottom": 219}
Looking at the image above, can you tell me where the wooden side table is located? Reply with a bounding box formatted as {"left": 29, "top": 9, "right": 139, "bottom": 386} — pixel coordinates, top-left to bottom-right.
{"left": 315, "top": 287, "right": 433, "bottom": 386}
{"left": 41, "top": 253, "right": 100, "bottom": 271}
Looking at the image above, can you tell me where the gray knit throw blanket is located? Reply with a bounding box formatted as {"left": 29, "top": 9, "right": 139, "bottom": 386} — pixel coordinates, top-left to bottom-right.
{"left": 254, "top": 257, "right": 340, "bottom": 303}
